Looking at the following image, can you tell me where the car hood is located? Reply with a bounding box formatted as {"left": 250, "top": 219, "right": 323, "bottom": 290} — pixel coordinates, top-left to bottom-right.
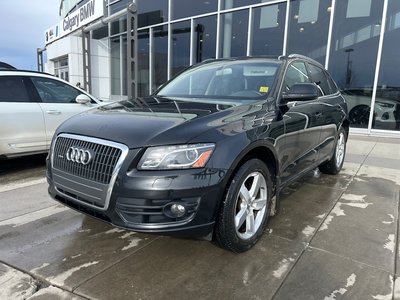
{"left": 56, "top": 96, "right": 260, "bottom": 148}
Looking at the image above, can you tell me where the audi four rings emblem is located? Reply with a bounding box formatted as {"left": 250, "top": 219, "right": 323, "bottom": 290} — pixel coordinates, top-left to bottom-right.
{"left": 66, "top": 147, "right": 94, "bottom": 165}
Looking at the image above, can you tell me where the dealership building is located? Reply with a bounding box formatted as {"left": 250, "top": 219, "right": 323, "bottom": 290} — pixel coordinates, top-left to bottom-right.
{"left": 42, "top": 0, "right": 400, "bottom": 136}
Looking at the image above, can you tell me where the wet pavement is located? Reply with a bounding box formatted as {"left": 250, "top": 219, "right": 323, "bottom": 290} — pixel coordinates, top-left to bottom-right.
{"left": 0, "top": 135, "right": 399, "bottom": 299}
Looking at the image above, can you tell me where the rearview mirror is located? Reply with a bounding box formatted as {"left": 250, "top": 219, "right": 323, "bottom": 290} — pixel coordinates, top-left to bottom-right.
{"left": 75, "top": 94, "right": 91, "bottom": 104}
{"left": 282, "top": 83, "right": 319, "bottom": 103}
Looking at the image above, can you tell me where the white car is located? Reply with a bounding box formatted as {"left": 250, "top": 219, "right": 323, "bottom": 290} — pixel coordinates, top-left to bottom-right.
{"left": 0, "top": 70, "right": 101, "bottom": 158}
{"left": 342, "top": 89, "right": 399, "bottom": 129}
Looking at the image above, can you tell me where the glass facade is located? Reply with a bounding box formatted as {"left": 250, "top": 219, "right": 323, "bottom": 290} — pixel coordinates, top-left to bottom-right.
{"left": 328, "top": 0, "right": 383, "bottom": 129}
{"left": 219, "top": 10, "right": 249, "bottom": 58}
{"left": 171, "top": 21, "right": 191, "bottom": 76}
{"left": 84, "top": 0, "right": 399, "bottom": 134}
{"left": 251, "top": 3, "right": 286, "bottom": 56}
{"left": 171, "top": 0, "right": 218, "bottom": 20}
{"left": 287, "top": 0, "right": 331, "bottom": 64}
{"left": 194, "top": 16, "right": 217, "bottom": 62}
{"left": 374, "top": 0, "right": 400, "bottom": 131}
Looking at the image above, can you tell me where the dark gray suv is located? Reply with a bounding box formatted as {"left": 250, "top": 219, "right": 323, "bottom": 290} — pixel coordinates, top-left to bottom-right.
{"left": 47, "top": 54, "right": 348, "bottom": 252}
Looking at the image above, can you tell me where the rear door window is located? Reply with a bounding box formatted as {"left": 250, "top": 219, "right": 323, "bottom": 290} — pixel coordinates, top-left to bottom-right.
{"left": 0, "top": 76, "right": 31, "bottom": 102}
{"left": 31, "top": 77, "right": 80, "bottom": 103}
{"left": 325, "top": 71, "right": 339, "bottom": 94}
{"left": 307, "top": 64, "right": 331, "bottom": 96}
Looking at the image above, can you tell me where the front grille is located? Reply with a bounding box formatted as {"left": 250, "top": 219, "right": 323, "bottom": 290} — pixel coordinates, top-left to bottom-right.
{"left": 53, "top": 137, "right": 122, "bottom": 184}
{"left": 51, "top": 134, "right": 129, "bottom": 211}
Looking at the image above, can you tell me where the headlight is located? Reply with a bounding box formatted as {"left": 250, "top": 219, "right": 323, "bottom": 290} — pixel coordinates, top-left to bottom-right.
{"left": 138, "top": 143, "right": 215, "bottom": 170}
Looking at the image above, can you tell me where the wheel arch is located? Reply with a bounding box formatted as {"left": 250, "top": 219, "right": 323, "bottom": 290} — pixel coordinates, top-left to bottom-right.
{"left": 341, "top": 118, "right": 350, "bottom": 141}
{"left": 214, "top": 141, "right": 279, "bottom": 217}
{"left": 231, "top": 141, "right": 278, "bottom": 187}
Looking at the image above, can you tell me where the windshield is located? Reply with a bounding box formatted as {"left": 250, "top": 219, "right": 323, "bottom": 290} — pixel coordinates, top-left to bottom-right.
{"left": 157, "top": 60, "right": 280, "bottom": 100}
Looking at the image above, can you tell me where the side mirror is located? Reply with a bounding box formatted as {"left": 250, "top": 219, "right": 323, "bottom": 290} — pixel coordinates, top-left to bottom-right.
{"left": 282, "top": 83, "right": 319, "bottom": 103}
{"left": 75, "top": 94, "right": 91, "bottom": 104}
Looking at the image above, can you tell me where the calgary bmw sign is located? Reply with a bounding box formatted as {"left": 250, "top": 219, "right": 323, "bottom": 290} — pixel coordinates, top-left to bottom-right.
{"left": 45, "top": 0, "right": 104, "bottom": 45}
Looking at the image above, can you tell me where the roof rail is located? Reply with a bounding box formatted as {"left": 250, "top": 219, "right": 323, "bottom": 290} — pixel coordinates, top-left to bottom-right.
{"left": 287, "top": 53, "right": 324, "bottom": 67}
{"left": 0, "top": 69, "right": 53, "bottom": 76}
{"left": 287, "top": 53, "right": 311, "bottom": 60}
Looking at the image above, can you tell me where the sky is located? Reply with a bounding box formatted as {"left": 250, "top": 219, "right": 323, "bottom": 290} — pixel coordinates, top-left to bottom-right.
{"left": 0, "top": 1, "right": 60, "bottom": 70}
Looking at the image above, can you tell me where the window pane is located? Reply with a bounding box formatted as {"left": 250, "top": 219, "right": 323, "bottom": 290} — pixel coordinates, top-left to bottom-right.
{"left": 121, "top": 36, "right": 127, "bottom": 96}
{"left": 326, "top": 71, "right": 339, "bottom": 94}
{"left": 171, "top": 21, "right": 191, "bottom": 76}
{"left": 111, "top": 17, "right": 127, "bottom": 35}
{"left": 171, "top": 0, "right": 218, "bottom": 20}
{"left": 220, "top": 10, "right": 249, "bottom": 58}
{"left": 0, "top": 77, "right": 30, "bottom": 102}
{"left": 153, "top": 25, "right": 168, "bottom": 91}
{"left": 251, "top": 3, "right": 286, "bottom": 56}
{"left": 222, "top": 0, "right": 277, "bottom": 10}
{"left": 328, "top": 0, "right": 383, "bottom": 128}
{"left": 110, "top": 37, "right": 121, "bottom": 95}
{"left": 110, "top": 0, "right": 131, "bottom": 14}
{"left": 138, "top": 30, "right": 150, "bottom": 97}
{"left": 373, "top": 0, "right": 400, "bottom": 131}
{"left": 287, "top": 0, "right": 332, "bottom": 64}
{"left": 31, "top": 77, "right": 80, "bottom": 103}
{"left": 194, "top": 15, "right": 217, "bottom": 62}
{"left": 308, "top": 63, "right": 330, "bottom": 95}
{"left": 92, "top": 25, "right": 108, "bottom": 40}
{"left": 284, "top": 62, "right": 311, "bottom": 91}
{"left": 137, "top": 0, "right": 168, "bottom": 27}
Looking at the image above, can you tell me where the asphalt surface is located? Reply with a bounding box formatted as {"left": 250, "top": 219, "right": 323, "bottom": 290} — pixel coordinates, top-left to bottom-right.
{"left": 1, "top": 135, "right": 400, "bottom": 299}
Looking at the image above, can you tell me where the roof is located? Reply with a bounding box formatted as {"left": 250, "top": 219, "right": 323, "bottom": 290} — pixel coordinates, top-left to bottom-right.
{"left": 0, "top": 62, "right": 17, "bottom": 70}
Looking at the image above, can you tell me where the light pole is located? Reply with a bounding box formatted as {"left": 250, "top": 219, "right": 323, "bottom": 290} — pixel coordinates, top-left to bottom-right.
{"left": 345, "top": 48, "right": 354, "bottom": 87}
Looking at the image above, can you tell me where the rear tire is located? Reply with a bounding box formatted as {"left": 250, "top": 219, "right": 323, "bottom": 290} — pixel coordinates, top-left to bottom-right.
{"left": 319, "top": 127, "right": 347, "bottom": 175}
{"left": 214, "top": 159, "right": 272, "bottom": 253}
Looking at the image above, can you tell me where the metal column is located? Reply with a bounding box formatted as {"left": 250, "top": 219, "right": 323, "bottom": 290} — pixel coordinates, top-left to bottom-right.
{"left": 82, "top": 29, "right": 92, "bottom": 93}
{"left": 127, "top": 3, "right": 138, "bottom": 100}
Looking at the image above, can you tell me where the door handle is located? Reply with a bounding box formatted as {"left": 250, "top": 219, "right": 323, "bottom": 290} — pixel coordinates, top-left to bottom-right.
{"left": 46, "top": 110, "right": 61, "bottom": 115}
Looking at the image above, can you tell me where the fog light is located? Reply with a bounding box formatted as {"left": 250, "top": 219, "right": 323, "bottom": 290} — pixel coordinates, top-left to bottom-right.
{"left": 170, "top": 203, "right": 186, "bottom": 218}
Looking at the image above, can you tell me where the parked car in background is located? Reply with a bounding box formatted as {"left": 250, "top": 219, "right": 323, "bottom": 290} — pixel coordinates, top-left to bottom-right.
{"left": 47, "top": 54, "right": 348, "bottom": 252}
{"left": 0, "top": 62, "right": 16, "bottom": 70}
{"left": 342, "top": 88, "right": 400, "bottom": 129}
{"left": 0, "top": 70, "right": 101, "bottom": 158}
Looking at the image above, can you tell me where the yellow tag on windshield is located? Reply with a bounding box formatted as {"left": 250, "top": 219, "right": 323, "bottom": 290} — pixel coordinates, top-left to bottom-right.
{"left": 259, "top": 86, "right": 269, "bottom": 93}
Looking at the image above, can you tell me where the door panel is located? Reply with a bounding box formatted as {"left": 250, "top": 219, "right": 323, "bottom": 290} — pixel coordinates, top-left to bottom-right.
{"left": 307, "top": 64, "right": 344, "bottom": 163}
{"left": 317, "top": 96, "right": 346, "bottom": 162}
{"left": 280, "top": 101, "right": 322, "bottom": 183}
{"left": 0, "top": 103, "right": 46, "bottom": 156}
{"left": 0, "top": 76, "right": 45, "bottom": 156}
{"left": 279, "top": 61, "right": 321, "bottom": 184}
{"left": 30, "top": 76, "right": 96, "bottom": 146}
{"left": 38, "top": 102, "right": 97, "bottom": 145}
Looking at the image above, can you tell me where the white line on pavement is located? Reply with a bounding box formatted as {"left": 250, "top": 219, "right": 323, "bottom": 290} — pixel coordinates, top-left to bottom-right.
{"left": 0, "top": 178, "right": 47, "bottom": 193}
{"left": 0, "top": 205, "right": 69, "bottom": 228}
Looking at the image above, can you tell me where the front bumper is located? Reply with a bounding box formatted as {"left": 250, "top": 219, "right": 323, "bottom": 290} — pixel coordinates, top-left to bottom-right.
{"left": 47, "top": 156, "right": 228, "bottom": 238}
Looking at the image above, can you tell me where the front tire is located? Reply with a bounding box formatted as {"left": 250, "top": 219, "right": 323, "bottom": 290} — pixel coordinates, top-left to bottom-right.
{"left": 319, "top": 127, "right": 347, "bottom": 175}
{"left": 214, "top": 159, "right": 272, "bottom": 253}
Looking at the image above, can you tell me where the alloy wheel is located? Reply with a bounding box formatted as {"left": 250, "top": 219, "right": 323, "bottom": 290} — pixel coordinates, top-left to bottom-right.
{"left": 335, "top": 132, "right": 345, "bottom": 168}
{"left": 234, "top": 171, "right": 268, "bottom": 240}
